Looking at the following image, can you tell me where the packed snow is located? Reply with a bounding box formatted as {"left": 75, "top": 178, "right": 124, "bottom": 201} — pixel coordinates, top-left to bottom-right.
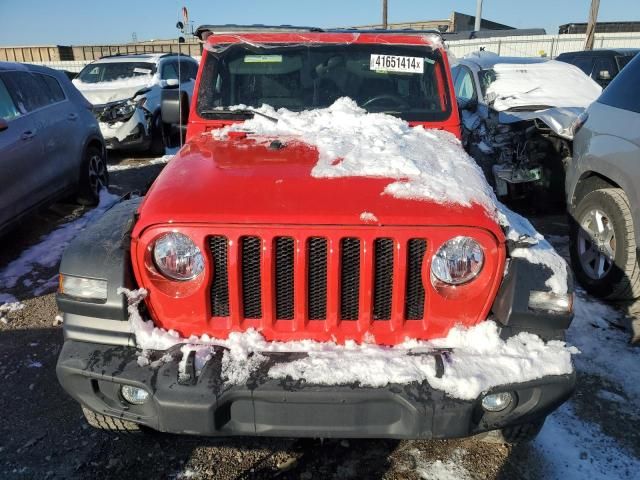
{"left": 73, "top": 75, "right": 157, "bottom": 105}
{"left": 215, "top": 98, "right": 498, "bottom": 213}
{"left": 107, "top": 154, "right": 174, "bottom": 172}
{"left": 359, "top": 211, "right": 378, "bottom": 223}
{"left": 0, "top": 301, "right": 24, "bottom": 324}
{"left": 0, "top": 189, "right": 119, "bottom": 300}
{"left": 486, "top": 60, "right": 602, "bottom": 112}
{"left": 119, "top": 288, "right": 575, "bottom": 400}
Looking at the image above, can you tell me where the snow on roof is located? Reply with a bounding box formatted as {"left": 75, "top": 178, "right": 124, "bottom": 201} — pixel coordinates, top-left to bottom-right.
{"left": 486, "top": 60, "right": 602, "bottom": 112}
{"left": 91, "top": 54, "right": 167, "bottom": 64}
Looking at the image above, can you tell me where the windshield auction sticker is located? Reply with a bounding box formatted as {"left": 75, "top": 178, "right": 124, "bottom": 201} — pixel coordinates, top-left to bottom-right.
{"left": 370, "top": 54, "right": 424, "bottom": 74}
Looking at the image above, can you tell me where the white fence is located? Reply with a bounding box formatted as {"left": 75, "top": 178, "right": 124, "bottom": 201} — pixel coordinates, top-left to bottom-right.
{"left": 24, "top": 32, "right": 640, "bottom": 73}
{"left": 447, "top": 32, "right": 640, "bottom": 59}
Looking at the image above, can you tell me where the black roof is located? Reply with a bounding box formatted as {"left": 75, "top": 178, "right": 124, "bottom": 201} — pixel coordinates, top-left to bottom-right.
{"left": 556, "top": 48, "right": 640, "bottom": 58}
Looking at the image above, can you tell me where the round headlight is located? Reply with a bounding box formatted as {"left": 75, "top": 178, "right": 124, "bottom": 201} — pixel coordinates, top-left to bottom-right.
{"left": 431, "top": 236, "right": 484, "bottom": 285}
{"left": 153, "top": 232, "right": 205, "bottom": 281}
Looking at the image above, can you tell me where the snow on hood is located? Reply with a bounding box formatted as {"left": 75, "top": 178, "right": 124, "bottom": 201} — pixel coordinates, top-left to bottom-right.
{"left": 73, "top": 75, "right": 157, "bottom": 105}
{"left": 215, "top": 98, "right": 569, "bottom": 295}
{"left": 486, "top": 61, "right": 602, "bottom": 112}
{"left": 121, "top": 288, "right": 576, "bottom": 400}
{"left": 216, "top": 98, "right": 498, "bottom": 213}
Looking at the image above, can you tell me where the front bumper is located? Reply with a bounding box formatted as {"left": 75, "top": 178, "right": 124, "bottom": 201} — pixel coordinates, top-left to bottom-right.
{"left": 98, "top": 108, "right": 151, "bottom": 151}
{"left": 57, "top": 340, "right": 575, "bottom": 439}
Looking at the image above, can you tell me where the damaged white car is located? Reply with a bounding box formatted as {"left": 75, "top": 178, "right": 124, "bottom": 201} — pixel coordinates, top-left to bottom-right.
{"left": 73, "top": 53, "right": 199, "bottom": 154}
{"left": 452, "top": 52, "right": 602, "bottom": 204}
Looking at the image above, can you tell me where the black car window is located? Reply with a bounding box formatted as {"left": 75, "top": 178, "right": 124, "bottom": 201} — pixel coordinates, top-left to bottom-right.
{"left": 161, "top": 62, "right": 179, "bottom": 81}
{"left": 0, "top": 78, "right": 21, "bottom": 121}
{"left": 34, "top": 73, "right": 66, "bottom": 104}
{"left": 572, "top": 57, "right": 595, "bottom": 76}
{"left": 598, "top": 53, "right": 640, "bottom": 113}
{"left": 593, "top": 57, "right": 617, "bottom": 81}
{"left": 0, "top": 71, "right": 49, "bottom": 112}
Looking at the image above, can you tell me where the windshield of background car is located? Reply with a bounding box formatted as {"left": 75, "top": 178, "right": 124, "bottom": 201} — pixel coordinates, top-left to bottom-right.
{"left": 76, "top": 62, "right": 157, "bottom": 83}
{"left": 197, "top": 43, "right": 451, "bottom": 122}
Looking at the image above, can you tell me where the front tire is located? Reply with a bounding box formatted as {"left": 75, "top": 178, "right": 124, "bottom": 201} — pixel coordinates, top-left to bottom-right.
{"left": 148, "top": 113, "right": 166, "bottom": 156}
{"left": 569, "top": 188, "right": 640, "bottom": 300}
{"left": 77, "top": 145, "right": 109, "bottom": 205}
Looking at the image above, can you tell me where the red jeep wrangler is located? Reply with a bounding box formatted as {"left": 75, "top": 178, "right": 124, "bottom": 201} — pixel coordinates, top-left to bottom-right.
{"left": 56, "top": 26, "right": 575, "bottom": 442}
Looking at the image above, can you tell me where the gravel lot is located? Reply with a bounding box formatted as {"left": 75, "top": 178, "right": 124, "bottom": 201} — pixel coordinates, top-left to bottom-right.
{"left": 0, "top": 152, "right": 638, "bottom": 479}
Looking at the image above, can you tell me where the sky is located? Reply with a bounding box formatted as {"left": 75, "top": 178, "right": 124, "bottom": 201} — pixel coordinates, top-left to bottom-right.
{"left": 1, "top": 0, "right": 639, "bottom": 46}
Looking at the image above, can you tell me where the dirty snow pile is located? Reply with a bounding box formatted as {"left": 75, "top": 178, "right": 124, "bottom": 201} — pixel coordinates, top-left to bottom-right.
{"left": 0, "top": 189, "right": 119, "bottom": 301}
{"left": 486, "top": 61, "right": 602, "bottom": 112}
{"left": 107, "top": 154, "right": 175, "bottom": 172}
{"left": 0, "top": 302, "right": 24, "bottom": 325}
{"left": 215, "top": 97, "right": 497, "bottom": 212}
{"left": 120, "top": 289, "right": 576, "bottom": 400}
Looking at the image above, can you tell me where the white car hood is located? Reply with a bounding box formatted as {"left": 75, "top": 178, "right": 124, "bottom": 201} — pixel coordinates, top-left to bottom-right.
{"left": 73, "top": 77, "right": 156, "bottom": 105}
{"left": 498, "top": 107, "right": 586, "bottom": 140}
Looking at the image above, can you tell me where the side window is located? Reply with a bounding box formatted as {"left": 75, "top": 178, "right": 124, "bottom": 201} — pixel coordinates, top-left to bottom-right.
{"left": 0, "top": 71, "right": 48, "bottom": 112}
{"left": 593, "top": 57, "right": 617, "bottom": 81}
{"left": 0, "top": 78, "right": 21, "bottom": 121}
{"left": 176, "top": 60, "right": 197, "bottom": 83}
{"left": 598, "top": 54, "right": 640, "bottom": 113}
{"left": 161, "top": 62, "right": 179, "bottom": 81}
{"left": 453, "top": 67, "right": 477, "bottom": 102}
{"left": 451, "top": 65, "right": 461, "bottom": 84}
{"left": 34, "top": 73, "right": 66, "bottom": 104}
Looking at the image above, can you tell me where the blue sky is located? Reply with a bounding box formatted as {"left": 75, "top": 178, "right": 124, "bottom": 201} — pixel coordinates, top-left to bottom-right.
{"left": 1, "top": 0, "right": 639, "bottom": 46}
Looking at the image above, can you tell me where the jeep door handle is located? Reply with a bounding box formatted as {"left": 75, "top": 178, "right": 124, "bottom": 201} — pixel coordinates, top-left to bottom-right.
{"left": 67, "top": 113, "right": 78, "bottom": 121}
{"left": 21, "top": 130, "right": 37, "bottom": 140}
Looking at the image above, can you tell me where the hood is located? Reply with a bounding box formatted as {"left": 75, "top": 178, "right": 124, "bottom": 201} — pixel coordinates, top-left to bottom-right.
{"left": 136, "top": 135, "right": 503, "bottom": 239}
{"left": 72, "top": 77, "right": 155, "bottom": 105}
{"left": 498, "top": 106, "right": 585, "bottom": 140}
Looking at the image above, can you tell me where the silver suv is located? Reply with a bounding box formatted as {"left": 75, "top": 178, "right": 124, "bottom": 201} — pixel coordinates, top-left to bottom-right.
{"left": 0, "top": 62, "right": 107, "bottom": 235}
{"left": 74, "top": 53, "right": 198, "bottom": 154}
{"left": 566, "top": 53, "right": 640, "bottom": 301}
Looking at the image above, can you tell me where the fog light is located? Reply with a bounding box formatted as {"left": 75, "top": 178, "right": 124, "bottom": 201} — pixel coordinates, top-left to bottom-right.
{"left": 481, "top": 392, "right": 513, "bottom": 412}
{"left": 120, "top": 385, "right": 149, "bottom": 405}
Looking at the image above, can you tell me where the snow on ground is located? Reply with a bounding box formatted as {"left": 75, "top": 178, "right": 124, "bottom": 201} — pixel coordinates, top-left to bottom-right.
{"left": 0, "top": 190, "right": 119, "bottom": 303}
{"left": 486, "top": 60, "right": 602, "bottom": 112}
{"left": 409, "top": 448, "right": 471, "bottom": 480}
{"left": 0, "top": 301, "right": 24, "bottom": 324}
{"left": 107, "top": 154, "right": 174, "bottom": 172}
{"left": 119, "top": 288, "right": 576, "bottom": 400}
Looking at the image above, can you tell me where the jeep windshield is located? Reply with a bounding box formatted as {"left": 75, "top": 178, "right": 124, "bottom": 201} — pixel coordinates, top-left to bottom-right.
{"left": 76, "top": 62, "right": 157, "bottom": 84}
{"left": 196, "top": 44, "right": 451, "bottom": 122}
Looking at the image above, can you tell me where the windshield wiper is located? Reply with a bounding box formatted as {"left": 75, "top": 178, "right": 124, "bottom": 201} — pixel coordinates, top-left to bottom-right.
{"left": 200, "top": 108, "right": 278, "bottom": 123}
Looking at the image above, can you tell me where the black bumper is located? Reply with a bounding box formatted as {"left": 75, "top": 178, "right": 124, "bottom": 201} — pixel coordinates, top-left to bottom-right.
{"left": 57, "top": 340, "right": 576, "bottom": 439}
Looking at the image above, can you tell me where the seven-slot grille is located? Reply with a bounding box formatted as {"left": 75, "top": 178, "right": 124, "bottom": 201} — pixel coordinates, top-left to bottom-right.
{"left": 208, "top": 235, "right": 427, "bottom": 324}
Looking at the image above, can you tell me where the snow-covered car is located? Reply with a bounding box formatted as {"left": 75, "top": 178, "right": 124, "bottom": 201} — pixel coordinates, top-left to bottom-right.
{"left": 73, "top": 53, "right": 199, "bottom": 154}
{"left": 452, "top": 52, "right": 602, "bottom": 204}
{"left": 566, "top": 52, "right": 640, "bottom": 306}
{"left": 56, "top": 26, "right": 576, "bottom": 443}
{"left": 0, "top": 62, "right": 107, "bottom": 235}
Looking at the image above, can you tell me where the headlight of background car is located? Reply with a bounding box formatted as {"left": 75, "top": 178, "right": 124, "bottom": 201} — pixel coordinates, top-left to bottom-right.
{"left": 153, "top": 232, "right": 205, "bottom": 281}
{"left": 431, "top": 236, "right": 484, "bottom": 285}
{"left": 108, "top": 96, "right": 146, "bottom": 121}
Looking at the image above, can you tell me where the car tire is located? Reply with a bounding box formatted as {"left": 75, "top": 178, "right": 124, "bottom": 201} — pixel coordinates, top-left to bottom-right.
{"left": 82, "top": 406, "right": 140, "bottom": 433}
{"left": 569, "top": 188, "right": 640, "bottom": 300}
{"left": 479, "top": 419, "right": 545, "bottom": 445}
{"left": 77, "top": 145, "right": 109, "bottom": 206}
{"left": 149, "top": 113, "right": 166, "bottom": 156}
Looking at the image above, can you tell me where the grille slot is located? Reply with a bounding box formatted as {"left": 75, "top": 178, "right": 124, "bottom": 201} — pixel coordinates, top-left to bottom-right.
{"left": 209, "top": 236, "right": 230, "bottom": 317}
{"left": 340, "top": 238, "right": 361, "bottom": 320}
{"left": 241, "top": 236, "right": 262, "bottom": 319}
{"left": 274, "top": 237, "right": 295, "bottom": 320}
{"left": 405, "top": 239, "right": 427, "bottom": 320}
{"left": 373, "top": 238, "right": 394, "bottom": 320}
{"left": 308, "top": 237, "right": 328, "bottom": 320}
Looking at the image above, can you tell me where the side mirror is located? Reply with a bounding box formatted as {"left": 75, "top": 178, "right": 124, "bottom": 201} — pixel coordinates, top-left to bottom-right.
{"left": 0, "top": 118, "right": 8, "bottom": 132}
{"left": 160, "top": 79, "right": 180, "bottom": 89}
{"left": 458, "top": 97, "right": 478, "bottom": 113}
{"left": 597, "top": 70, "right": 612, "bottom": 81}
{"left": 161, "top": 88, "right": 189, "bottom": 126}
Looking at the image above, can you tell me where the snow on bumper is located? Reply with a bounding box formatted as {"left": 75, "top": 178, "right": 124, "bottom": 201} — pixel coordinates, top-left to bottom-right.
{"left": 56, "top": 339, "right": 575, "bottom": 439}
{"left": 99, "top": 108, "right": 149, "bottom": 149}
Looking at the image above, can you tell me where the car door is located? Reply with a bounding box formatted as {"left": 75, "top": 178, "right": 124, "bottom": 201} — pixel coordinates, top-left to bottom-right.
{"left": 0, "top": 74, "right": 45, "bottom": 229}
{"left": 32, "top": 72, "right": 82, "bottom": 190}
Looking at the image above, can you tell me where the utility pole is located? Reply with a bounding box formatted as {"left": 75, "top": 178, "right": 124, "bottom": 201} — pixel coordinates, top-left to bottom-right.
{"left": 474, "top": 0, "right": 483, "bottom": 31}
{"left": 382, "top": 0, "right": 388, "bottom": 29}
{"left": 584, "top": 0, "right": 600, "bottom": 50}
